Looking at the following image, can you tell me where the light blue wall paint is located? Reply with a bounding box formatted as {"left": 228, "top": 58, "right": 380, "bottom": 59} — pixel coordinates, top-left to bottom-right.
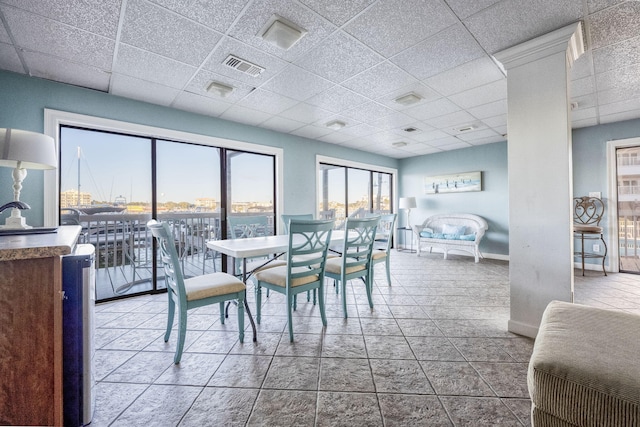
{"left": 0, "top": 71, "right": 397, "bottom": 225}
{"left": 573, "top": 117, "right": 640, "bottom": 268}
{"left": 399, "top": 142, "right": 509, "bottom": 256}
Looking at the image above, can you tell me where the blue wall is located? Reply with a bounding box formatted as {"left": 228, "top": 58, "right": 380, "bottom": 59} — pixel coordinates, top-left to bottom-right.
{"left": 399, "top": 142, "right": 509, "bottom": 256}
{"left": 0, "top": 71, "right": 397, "bottom": 225}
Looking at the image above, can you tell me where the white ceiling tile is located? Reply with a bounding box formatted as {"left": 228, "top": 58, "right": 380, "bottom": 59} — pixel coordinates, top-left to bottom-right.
{"left": 482, "top": 114, "right": 507, "bottom": 129}
{"left": 185, "top": 69, "right": 255, "bottom": 102}
{"left": 202, "top": 37, "right": 289, "bottom": 86}
{"left": 261, "top": 65, "right": 334, "bottom": 101}
{"left": 343, "top": 101, "right": 395, "bottom": 124}
{"left": 226, "top": 0, "right": 337, "bottom": 61}
{"left": 172, "top": 91, "right": 232, "bottom": 117}
{"left": 279, "top": 102, "right": 334, "bottom": 123}
{"left": 572, "top": 117, "right": 599, "bottom": 128}
{"left": 463, "top": 0, "right": 583, "bottom": 53}
{"left": 340, "top": 122, "right": 379, "bottom": 137}
{"left": 343, "top": 61, "right": 418, "bottom": 99}
{"left": 290, "top": 124, "right": 333, "bottom": 139}
{"left": 149, "top": 0, "right": 250, "bottom": 34}
{"left": 3, "top": 6, "right": 114, "bottom": 70}
{"left": 116, "top": 44, "right": 197, "bottom": 89}
{"left": 305, "top": 85, "right": 369, "bottom": 112}
{"left": 571, "top": 94, "right": 597, "bottom": 110}
{"left": 237, "top": 89, "right": 298, "bottom": 115}
{"left": 295, "top": 31, "right": 382, "bottom": 83}
{"left": 220, "top": 105, "right": 273, "bottom": 126}
{"left": 467, "top": 134, "right": 504, "bottom": 145}
{"left": 596, "top": 63, "right": 640, "bottom": 92}
{"left": 571, "top": 76, "right": 596, "bottom": 98}
{"left": 391, "top": 24, "right": 485, "bottom": 80}
{"left": 341, "top": 138, "right": 372, "bottom": 149}
{"left": 571, "top": 106, "right": 597, "bottom": 121}
{"left": 570, "top": 52, "right": 593, "bottom": 81}
{"left": 121, "top": 0, "right": 221, "bottom": 67}
{"left": 437, "top": 141, "right": 472, "bottom": 151}
{"left": 404, "top": 97, "right": 461, "bottom": 120}
{"left": 597, "top": 87, "right": 640, "bottom": 105}
{"left": 344, "top": 0, "right": 457, "bottom": 57}
{"left": 425, "top": 110, "right": 477, "bottom": 130}
{"left": 401, "top": 143, "right": 441, "bottom": 155}
{"left": 318, "top": 131, "right": 357, "bottom": 144}
{"left": 408, "top": 129, "right": 451, "bottom": 143}
{"left": 589, "top": 1, "right": 640, "bottom": 49}
{"left": 448, "top": 79, "right": 507, "bottom": 109}
{"left": 467, "top": 99, "right": 507, "bottom": 120}
{"left": 593, "top": 35, "right": 640, "bottom": 74}
{"left": 0, "top": 21, "right": 10, "bottom": 44}
{"left": 599, "top": 97, "right": 640, "bottom": 116}
{"left": 0, "top": 42, "right": 24, "bottom": 73}
{"left": 367, "top": 112, "right": 417, "bottom": 131}
{"left": 427, "top": 136, "right": 463, "bottom": 147}
{"left": 23, "top": 51, "right": 110, "bottom": 91}
{"left": 298, "top": 0, "right": 376, "bottom": 26}
{"left": 445, "top": 0, "right": 502, "bottom": 19}
{"left": 366, "top": 131, "right": 407, "bottom": 144}
{"left": 587, "top": 0, "right": 625, "bottom": 14}
{"left": 424, "top": 56, "right": 504, "bottom": 96}
{"left": 1, "top": 0, "right": 121, "bottom": 38}
{"left": 600, "top": 110, "right": 640, "bottom": 124}
{"left": 260, "top": 115, "right": 305, "bottom": 133}
{"left": 111, "top": 74, "right": 180, "bottom": 106}
{"left": 455, "top": 128, "right": 499, "bottom": 142}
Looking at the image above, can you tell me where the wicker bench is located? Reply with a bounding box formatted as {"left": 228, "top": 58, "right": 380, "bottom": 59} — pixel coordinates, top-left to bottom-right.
{"left": 412, "top": 213, "right": 488, "bottom": 262}
{"left": 528, "top": 301, "right": 640, "bottom": 426}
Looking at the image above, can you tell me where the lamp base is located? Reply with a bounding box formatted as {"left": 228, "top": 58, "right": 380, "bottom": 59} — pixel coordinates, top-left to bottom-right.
{"left": 0, "top": 208, "right": 32, "bottom": 229}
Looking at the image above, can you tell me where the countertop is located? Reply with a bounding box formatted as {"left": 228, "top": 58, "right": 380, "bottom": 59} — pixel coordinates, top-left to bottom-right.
{"left": 0, "top": 225, "right": 81, "bottom": 261}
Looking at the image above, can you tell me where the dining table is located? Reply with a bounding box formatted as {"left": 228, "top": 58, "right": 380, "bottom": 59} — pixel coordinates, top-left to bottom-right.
{"left": 206, "top": 230, "right": 345, "bottom": 342}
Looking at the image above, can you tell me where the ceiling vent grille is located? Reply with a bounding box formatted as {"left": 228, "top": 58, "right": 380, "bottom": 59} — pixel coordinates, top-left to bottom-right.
{"left": 403, "top": 127, "right": 420, "bottom": 133}
{"left": 223, "top": 55, "right": 265, "bottom": 77}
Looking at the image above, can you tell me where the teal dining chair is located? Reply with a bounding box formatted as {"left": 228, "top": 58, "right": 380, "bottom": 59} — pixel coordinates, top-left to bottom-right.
{"left": 147, "top": 220, "right": 246, "bottom": 364}
{"left": 227, "top": 215, "right": 286, "bottom": 277}
{"left": 370, "top": 213, "right": 397, "bottom": 286}
{"left": 281, "top": 213, "right": 313, "bottom": 234}
{"left": 254, "top": 219, "right": 335, "bottom": 341}
{"left": 325, "top": 216, "right": 379, "bottom": 318}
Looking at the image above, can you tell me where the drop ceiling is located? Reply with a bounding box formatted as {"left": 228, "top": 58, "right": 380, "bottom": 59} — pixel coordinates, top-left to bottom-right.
{"left": 1, "top": 0, "right": 639, "bottom": 158}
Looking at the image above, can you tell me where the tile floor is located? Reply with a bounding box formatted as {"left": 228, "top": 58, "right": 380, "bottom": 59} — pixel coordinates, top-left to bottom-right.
{"left": 91, "top": 251, "right": 640, "bottom": 426}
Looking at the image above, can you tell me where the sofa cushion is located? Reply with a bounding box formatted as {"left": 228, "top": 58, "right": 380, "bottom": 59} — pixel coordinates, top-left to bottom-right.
{"left": 442, "top": 224, "right": 467, "bottom": 235}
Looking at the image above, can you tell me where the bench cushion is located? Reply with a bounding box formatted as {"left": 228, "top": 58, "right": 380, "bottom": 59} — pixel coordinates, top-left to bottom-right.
{"left": 529, "top": 301, "right": 640, "bottom": 426}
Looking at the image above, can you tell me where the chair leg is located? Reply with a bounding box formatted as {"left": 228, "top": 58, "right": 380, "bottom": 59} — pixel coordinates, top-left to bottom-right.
{"left": 341, "top": 279, "right": 348, "bottom": 318}
{"left": 164, "top": 295, "right": 175, "bottom": 342}
{"left": 313, "top": 289, "right": 317, "bottom": 305}
{"left": 318, "top": 284, "right": 327, "bottom": 327}
{"left": 287, "top": 293, "right": 295, "bottom": 342}
{"left": 385, "top": 259, "right": 392, "bottom": 286}
{"left": 293, "top": 294, "right": 297, "bottom": 311}
{"left": 601, "top": 234, "right": 608, "bottom": 276}
{"left": 219, "top": 302, "right": 225, "bottom": 324}
{"left": 365, "top": 275, "right": 374, "bottom": 309}
{"left": 237, "top": 294, "right": 245, "bottom": 344}
{"left": 307, "top": 290, "right": 311, "bottom": 302}
{"left": 174, "top": 309, "right": 187, "bottom": 364}
{"left": 255, "top": 282, "right": 262, "bottom": 324}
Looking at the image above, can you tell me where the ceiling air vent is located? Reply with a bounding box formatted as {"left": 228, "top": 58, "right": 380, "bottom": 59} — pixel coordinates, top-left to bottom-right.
{"left": 403, "top": 127, "right": 420, "bottom": 133}
{"left": 223, "top": 55, "right": 265, "bottom": 77}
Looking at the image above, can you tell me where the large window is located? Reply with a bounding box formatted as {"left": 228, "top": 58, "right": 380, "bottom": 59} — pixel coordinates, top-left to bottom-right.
{"left": 56, "top": 119, "right": 280, "bottom": 302}
{"left": 318, "top": 159, "right": 394, "bottom": 229}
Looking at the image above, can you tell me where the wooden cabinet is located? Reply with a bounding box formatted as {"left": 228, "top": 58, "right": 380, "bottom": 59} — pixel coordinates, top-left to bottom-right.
{"left": 0, "top": 226, "right": 81, "bottom": 426}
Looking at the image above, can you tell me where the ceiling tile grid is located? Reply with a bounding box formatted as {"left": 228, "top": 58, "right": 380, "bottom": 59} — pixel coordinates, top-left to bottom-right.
{"left": 1, "top": 0, "right": 640, "bottom": 159}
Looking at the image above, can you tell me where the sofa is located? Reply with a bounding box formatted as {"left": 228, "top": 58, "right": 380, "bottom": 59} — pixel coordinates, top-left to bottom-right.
{"left": 529, "top": 301, "right": 640, "bottom": 426}
{"left": 412, "top": 213, "right": 488, "bottom": 262}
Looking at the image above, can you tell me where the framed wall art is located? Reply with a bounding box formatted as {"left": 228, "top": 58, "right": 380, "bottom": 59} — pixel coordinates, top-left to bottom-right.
{"left": 424, "top": 171, "right": 482, "bottom": 194}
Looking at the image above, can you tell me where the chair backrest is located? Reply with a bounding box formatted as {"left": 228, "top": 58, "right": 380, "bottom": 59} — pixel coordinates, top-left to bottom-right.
{"left": 340, "top": 216, "right": 379, "bottom": 274}
{"left": 228, "top": 215, "right": 270, "bottom": 239}
{"left": 147, "top": 220, "right": 186, "bottom": 304}
{"left": 281, "top": 214, "right": 314, "bottom": 234}
{"left": 375, "top": 213, "right": 397, "bottom": 252}
{"left": 574, "top": 196, "right": 605, "bottom": 225}
{"left": 287, "top": 219, "right": 335, "bottom": 285}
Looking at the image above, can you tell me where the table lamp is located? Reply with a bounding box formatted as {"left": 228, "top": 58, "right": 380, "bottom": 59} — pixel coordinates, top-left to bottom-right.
{"left": 0, "top": 128, "right": 57, "bottom": 229}
{"left": 398, "top": 196, "right": 417, "bottom": 229}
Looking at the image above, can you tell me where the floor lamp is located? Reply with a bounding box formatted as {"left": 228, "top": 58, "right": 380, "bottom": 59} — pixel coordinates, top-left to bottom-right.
{"left": 0, "top": 128, "right": 57, "bottom": 229}
{"left": 399, "top": 197, "right": 416, "bottom": 229}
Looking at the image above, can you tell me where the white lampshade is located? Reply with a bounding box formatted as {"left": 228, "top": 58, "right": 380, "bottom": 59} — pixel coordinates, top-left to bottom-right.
{"left": 399, "top": 197, "right": 416, "bottom": 210}
{"left": 0, "top": 128, "right": 57, "bottom": 170}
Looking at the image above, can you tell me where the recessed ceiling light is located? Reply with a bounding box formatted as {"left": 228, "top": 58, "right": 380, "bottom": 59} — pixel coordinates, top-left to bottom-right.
{"left": 259, "top": 15, "right": 307, "bottom": 50}
{"left": 394, "top": 93, "right": 422, "bottom": 106}
{"left": 206, "top": 81, "right": 234, "bottom": 98}
{"left": 325, "top": 120, "right": 346, "bottom": 130}
{"left": 392, "top": 141, "right": 408, "bottom": 147}
{"left": 454, "top": 124, "right": 478, "bottom": 133}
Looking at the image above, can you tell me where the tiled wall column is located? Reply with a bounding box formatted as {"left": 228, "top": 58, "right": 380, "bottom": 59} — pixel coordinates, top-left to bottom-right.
{"left": 495, "top": 22, "right": 584, "bottom": 338}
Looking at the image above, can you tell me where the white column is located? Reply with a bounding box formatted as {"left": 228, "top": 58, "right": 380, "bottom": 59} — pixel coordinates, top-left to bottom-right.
{"left": 495, "top": 22, "right": 584, "bottom": 338}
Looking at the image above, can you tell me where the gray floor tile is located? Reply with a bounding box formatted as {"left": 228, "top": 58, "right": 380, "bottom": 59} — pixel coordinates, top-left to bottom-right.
{"left": 420, "top": 361, "right": 495, "bottom": 397}
{"left": 370, "top": 359, "right": 434, "bottom": 394}
{"left": 180, "top": 387, "right": 259, "bottom": 427}
{"left": 319, "top": 357, "right": 375, "bottom": 392}
{"left": 263, "top": 356, "right": 320, "bottom": 390}
{"left": 440, "top": 396, "right": 523, "bottom": 426}
{"left": 316, "top": 391, "right": 382, "bottom": 427}
{"left": 378, "top": 393, "right": 452, "bottom": 426}
{"left": 247, "top": 389, "right": 317, "bottom": 427}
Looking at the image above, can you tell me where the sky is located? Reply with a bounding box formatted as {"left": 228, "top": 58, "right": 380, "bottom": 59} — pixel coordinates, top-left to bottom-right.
{"left": 60, "top": 127, "right": 274, "bottom": 204}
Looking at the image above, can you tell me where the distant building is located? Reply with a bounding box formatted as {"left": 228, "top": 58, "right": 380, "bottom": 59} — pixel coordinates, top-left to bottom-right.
{"left": 60, "top": 189, "right": 92, "bottom": 207}
{"left": 195, "top": 198, "right": 218, "bottom": 210}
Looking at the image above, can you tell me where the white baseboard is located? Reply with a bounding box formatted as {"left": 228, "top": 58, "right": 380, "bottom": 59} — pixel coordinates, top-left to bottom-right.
{"left": 415, "top": 248, "right": 509, "bottom": 262}
{"left": 508, "top": 319, "right": 539, "bottom": 339}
